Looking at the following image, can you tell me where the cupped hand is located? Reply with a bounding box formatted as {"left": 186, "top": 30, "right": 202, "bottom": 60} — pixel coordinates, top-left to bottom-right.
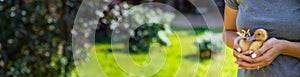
{"left": 234, "top": 38, "right": 285, "bottom": 70}
{"left": 232, "top": 36, "right": 253, "bottom": 69}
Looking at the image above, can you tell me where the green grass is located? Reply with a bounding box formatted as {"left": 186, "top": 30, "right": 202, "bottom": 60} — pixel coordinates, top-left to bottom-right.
{"left": 94, "top": 28, "right": 238, "bottom": 77}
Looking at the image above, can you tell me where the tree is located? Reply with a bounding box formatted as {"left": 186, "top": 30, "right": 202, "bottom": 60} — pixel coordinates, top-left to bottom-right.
{"left": 0, "top": 0, "right": 81, "bottom": 76}
{"left": 97, "top": 1, "right": 175, "bottom": 53}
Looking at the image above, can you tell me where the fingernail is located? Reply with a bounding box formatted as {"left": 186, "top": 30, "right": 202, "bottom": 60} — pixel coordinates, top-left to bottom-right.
{"left": 237, "top": 55, "right": 241, "bottom": 58}
{"left": 236, "top": 32, "right": 242, "bottom": 36}
{"left": 238, "top": 66, "right": 242, "bottom": 69}
{"left": 237, "top": 48, "right": 241, "bottom": 52}
{"left": 249, "top": 50, "right": 253, "bottom": 54}
{"left": 251, "top": 53, "right": 257, "bottom": 58}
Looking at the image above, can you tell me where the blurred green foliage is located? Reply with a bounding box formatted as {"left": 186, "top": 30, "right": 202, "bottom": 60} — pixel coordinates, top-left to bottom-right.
{"left": 195, "top": 31, "right": 225, "bottom": 58}
{"left": 0, "top": 0, "right": 81, "bottom": 76}
{"left": 98, "top": 1, "right": 175, "bottom": 53}
{"left": 129, "top": 23, "right": 170, "bottom": 53}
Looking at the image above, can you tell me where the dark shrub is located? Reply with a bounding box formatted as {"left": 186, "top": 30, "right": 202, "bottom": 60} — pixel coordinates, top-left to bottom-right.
{"left": 0, "top": 0, "right": 81, "bottom": 76}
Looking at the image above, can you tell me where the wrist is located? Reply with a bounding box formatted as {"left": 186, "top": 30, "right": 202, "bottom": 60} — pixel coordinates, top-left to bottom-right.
{"left": 279, "top": 39, "right": 289, "bottom": 54}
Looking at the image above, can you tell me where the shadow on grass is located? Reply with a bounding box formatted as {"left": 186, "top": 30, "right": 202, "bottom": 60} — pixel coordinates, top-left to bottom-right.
{"left": 95, "top": 43, "right": 150, "bottom": 55}
{"left": 95, "top": 35, "right": 111, "bottom": 44}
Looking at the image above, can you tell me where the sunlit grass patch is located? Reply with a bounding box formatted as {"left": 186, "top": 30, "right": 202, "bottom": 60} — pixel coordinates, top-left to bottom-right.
{"left": 95, "top": 28, "right": 237, "bottom": 77}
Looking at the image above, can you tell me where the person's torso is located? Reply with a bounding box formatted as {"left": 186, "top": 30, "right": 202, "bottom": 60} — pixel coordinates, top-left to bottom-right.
{"left": 235, "top": 0, "right": 300, "bottom": 77}
{"left": 236, "top": 0, "right": 300, "bottom": 41}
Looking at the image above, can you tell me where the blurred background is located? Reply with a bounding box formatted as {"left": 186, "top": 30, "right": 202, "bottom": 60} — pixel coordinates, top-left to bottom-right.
{"left": 0, "top": 0, "right": 237, "bottom": 77}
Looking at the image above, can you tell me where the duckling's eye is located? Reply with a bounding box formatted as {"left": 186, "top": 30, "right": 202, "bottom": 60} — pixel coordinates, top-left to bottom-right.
{"left": 257, "top": 33, "right": 261, "bottom": 36}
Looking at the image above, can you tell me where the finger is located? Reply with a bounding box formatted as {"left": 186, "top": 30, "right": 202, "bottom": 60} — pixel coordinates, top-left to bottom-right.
{"left": 233, "top": 50, "right": 243, "bottom": 62}
{"left": 251, "top": 48, "right": 277, "bottom": 64}
{"left": 252, "top": 43, "right": 273, "bottom": 58}
{"left": 233, "top": 50, "right": 240, "bottom": 58}
{"left": 233, "top": 50, "right": 244, "bottom": 64}
{"left": 236, "top": 61, "right": 266, "bottom": 70}
{"left": 233, "top": 51, "right": 253, "bottom": 63}
{"left": 239, "top": 65, "right": 259, "bottom": 70}
{"left": 234, "top": 36, "right": 242, "bottom": 52}
{"left": 238, "top": 45, "right": 278, "bottom": 70}
{"left": 233, "top": 50, "right": 244, "bottom": 59}
{"left": 235, "top": 60, "right": 259, "bottom": 68}
{"left": 249, "top": 55, "right": 268, "bottom": 63}
{"left": 233, "top": 36, "right": 242, "bottom": 48}
{"left": 242, "top": 50, "right": 254, "bottom": 56}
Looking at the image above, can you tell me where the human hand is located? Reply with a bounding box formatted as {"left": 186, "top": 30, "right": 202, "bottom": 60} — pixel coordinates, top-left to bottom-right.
{"left": 234, "top": 38, "right": 285, "bottom": 70}
{"left": 232, "top": 36, "right": 254, "bottom": 69}
{"left": 233, "top": 36, "right": 242, "bottom": 52}
{"left": 232, "top": 36, "right": 242, "bottom": 63}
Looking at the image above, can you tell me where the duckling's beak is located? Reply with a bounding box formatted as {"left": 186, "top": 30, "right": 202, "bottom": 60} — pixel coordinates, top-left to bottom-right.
{"left": 249, "top": 36, "right": 256, "bottom": 41}
{"left": 245, "top": 33, "right": 250, "bottom": 38}
{"left": 242, "top": 33, "right": 251, "bottom": 40}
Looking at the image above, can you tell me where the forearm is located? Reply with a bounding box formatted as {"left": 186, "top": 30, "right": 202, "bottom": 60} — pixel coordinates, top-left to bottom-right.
{"left": 281, "top": 40, "right": 300, "bottom": 58}
{"left": 222, "top": 30, "right": 239, "bottom": 49}
{"left": 223, "top": 5, "right": 239, "bottom": 49}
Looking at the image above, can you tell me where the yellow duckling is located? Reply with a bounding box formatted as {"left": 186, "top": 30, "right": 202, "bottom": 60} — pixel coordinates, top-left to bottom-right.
{"left": 249, "top": 29, "right": 268, "bottom": 51}
{"left": 238, "top": 29, "right": 252, "bottom": 52}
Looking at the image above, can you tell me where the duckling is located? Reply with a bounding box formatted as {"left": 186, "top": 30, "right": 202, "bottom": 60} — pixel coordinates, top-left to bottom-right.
{"left": 249, "top": 29, "right": 268, "bottom": 51}
{"left": 238, "top": 29, "right": 252, "bottom": 52}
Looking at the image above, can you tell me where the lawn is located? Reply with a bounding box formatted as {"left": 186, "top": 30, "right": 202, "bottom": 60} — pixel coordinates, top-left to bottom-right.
{"left": 94, "top": 28, "right": 238, "bottom": 77}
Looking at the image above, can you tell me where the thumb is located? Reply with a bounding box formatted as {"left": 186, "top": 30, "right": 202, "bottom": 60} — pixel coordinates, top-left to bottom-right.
{"left": 234, "top": 36, "right": 242, "bottom": 52}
